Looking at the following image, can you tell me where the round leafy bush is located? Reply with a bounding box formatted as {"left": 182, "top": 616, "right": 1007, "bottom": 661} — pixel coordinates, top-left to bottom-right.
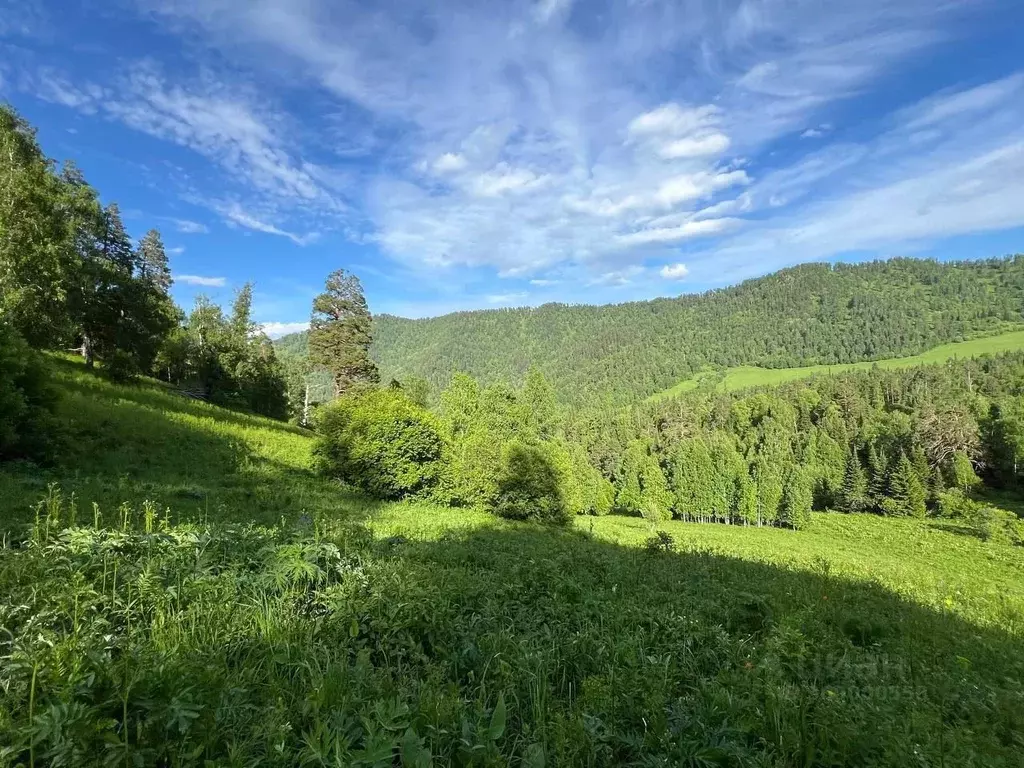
{"left": 313, "top": 388, "right": 447, "bottom": 499}
{"left": 493, "top": 440, "right": 570, "bottom": 525}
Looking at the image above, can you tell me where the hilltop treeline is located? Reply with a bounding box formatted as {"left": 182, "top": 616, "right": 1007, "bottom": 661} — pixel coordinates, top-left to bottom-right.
{"left": 0, "top": 104, "right": 289, "bottom": 450}
{"left": 275, "top": 257, "right": 1024, "bottom": 406}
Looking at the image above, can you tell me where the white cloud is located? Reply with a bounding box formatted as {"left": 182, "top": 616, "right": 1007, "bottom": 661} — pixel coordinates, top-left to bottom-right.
{"left": 628, "top": 103, "right": 721, "bottom": 139}
{"left": 800, "top": 124, "right": 833, "bottom": 139}
{"left": 654, "top": 171, "right": 749, "bottom": 208}
{"left": 533, "top": 0, "right": 573, "bottom": 24}
{"left": 432, "top": 152, "right": 468, "bottom": 173}
{"left": 619, "top": 217, "right": 740, "bottom": 246}
{"left": 659, "top": 133, "right": 731, "bottom": 159}
{"left": 529, "top": 278, "right": 560, "bottom": 286}
{"left": 217, "top": 202, "right": 320, "bottom": 245}
{"left": 899, "top": 74, "right": 1024, "bottom": 132}
{"left": 177, "top": 274, "right": 227, "bottom": 287}
{"left": 260, "top": 321, "right": 308, "bottom": 338}
{"left": 660, "top": 263, "right": 690, "bottom": 280}
{"left": 31, "top": 62, "right": 345, "bottom": 238}
{"left": 34, "top": 73, "right": 105, "bottom": 112}
{"left": 171, "top": 218, "right": 209, "bottom": 234}
{"left": 587, "top": 265, "right": 645, "bottom": 287}
{"left": 470, "top": 164, "right": 547, "bottom": 197}
{"left": 628, "top": 102, "right": 732, "bottom": 161}
{"left": 167, "top": 246, "right": 185, "bottom": 255}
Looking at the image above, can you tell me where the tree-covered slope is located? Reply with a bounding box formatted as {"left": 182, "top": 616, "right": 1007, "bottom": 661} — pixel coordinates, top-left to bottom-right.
{"left": 277, "top": 257, "right": 1024, "bottom": 404}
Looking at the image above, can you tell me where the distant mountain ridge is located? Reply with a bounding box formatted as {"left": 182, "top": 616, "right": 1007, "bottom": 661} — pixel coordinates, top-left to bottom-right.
{"left": 275, "top": 256, "right": 1024, "bottom": 405}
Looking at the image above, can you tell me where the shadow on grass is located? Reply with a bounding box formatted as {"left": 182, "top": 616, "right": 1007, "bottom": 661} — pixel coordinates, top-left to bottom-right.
{"left": 8, "top": 517, "right": 1020, "bottom": 766}
{"left": 361, "top": 522, "right": 1024, "bottom": 765}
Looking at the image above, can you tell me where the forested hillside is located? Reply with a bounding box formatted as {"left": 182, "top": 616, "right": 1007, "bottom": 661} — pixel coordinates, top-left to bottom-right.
{"left": 277, "top": 257, "right": 1024, "bottom": 405}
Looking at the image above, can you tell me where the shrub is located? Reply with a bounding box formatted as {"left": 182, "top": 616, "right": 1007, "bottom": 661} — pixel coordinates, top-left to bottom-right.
{"left": 644, "top": 530, "right": 676, "bottom": 554}
{"left": 493, "top": 441, "right": 570, "bottom": 525}
{"left": 937, "top": 489, "right": 974, "bottom": 519}
{"left": 0, "top": 323, "right": 58, "bottom": 462}
{"left": 313, "top": 388, "right": 447, "bottom": 499}
{"left": 968, "top": 505, "right": 1023, "bottom": 545}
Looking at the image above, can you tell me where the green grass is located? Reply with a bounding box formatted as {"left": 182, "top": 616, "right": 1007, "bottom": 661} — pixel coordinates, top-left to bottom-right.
{"left": 2, "top": 358, "right": 1023, "bottom": 766}
{"left": 0, "top": 355, "right": 376, "bottom": 530}
{"left": 649, "top": 328, "right": 1024, "bottom": 400}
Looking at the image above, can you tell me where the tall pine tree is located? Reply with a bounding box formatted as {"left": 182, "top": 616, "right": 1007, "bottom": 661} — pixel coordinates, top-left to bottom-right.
{"left": 137, "top": 229, "right": 172, "bottom": 293}
{"left": 309, "top": 269, "right": 379, "bottom": 397}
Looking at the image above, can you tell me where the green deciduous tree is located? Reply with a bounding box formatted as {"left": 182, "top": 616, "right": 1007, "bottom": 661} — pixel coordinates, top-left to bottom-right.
{"left": 494, "top": 440, "right": 569, "bottom": 525}
{"left": 780, "top": 466, "right": 813, "bottom": 530}
{"left": 314, "top": 388, "right": 446, "bottom": 499}
{"left": 0, "top": 105, "right": 74, "bottom": 345}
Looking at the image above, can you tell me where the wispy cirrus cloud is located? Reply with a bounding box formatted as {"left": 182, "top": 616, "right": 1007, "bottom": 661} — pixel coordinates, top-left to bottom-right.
{"left": 13, "top": 0, "right": 1024, "bottom": 314}
{"left": 167, "top": 218, "right": 209, "bottom": 234}
{"left": 25, "top": 62, "right": 344, "bottom": 242}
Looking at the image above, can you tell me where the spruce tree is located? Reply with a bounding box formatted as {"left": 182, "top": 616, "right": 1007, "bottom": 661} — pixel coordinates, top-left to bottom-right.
{"left": 888, "top": 452, "right": 927, "bottom": 518}
{"left": 840, "top": 451, "right": 869, "bottom": 513}
{"left": 98, "top": 203, "right": 135, "bottom": 272}
{"left": 309, "top": 269, "right": 379, "bottom": 397}
{"left": 866, "top": 444, "right": 888, "bottom": 511}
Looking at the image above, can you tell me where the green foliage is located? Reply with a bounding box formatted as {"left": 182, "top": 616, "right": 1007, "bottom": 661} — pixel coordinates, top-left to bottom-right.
{"left": 839, "top": 452, "right": 870, "bottom": 513}
{"left": 402, "top": 375, "right": 430, "bottom": 408}
{"left": 780, "top": 466, "right": 813, "bottom": 529}
{"left": 155, "top": 289, "right": 288, "bottom": 418}
{"left": 314, "top": 388, "right": 446, "bottom": 500}
{"left": 984, "top": 397, "right": 1024, "bottom": 487}
{"left": 653, "top": 329, "right": 1024, "bottom": 400}
{"left": 0, "top": 105, "right": 75, "bottom": 345}
{"left": 1, "top": 106, "right": 181, "bottom": 378}
{"left": 493, "top": 440, "right": 570, "bottom": 525}
{"left": 0, "top": 324, "right": 58, "bottom": 462}
{"left": 309, "top": 268, "right": 379, "bottom": 397}
{"left": 886, "top": 453, "right": 927, "bottom": 518}
{"left": 948, "top": 451, "right": 982, "bottom": 494}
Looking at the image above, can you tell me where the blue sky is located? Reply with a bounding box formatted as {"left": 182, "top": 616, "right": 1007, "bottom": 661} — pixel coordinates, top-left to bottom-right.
{"left": 2, "top": 0, "right": 1024, "bottom": 335}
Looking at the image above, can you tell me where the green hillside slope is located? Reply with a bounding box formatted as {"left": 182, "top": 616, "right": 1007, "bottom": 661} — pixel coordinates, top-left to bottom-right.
{"left": 2, "top": 358, "right": 1024, "bottom": 765}
{"left": 279, "top": 256, "right": 1024, "bottom": 405}
{"left": 650, "top": 328, "right": 1024, "bottom": 400}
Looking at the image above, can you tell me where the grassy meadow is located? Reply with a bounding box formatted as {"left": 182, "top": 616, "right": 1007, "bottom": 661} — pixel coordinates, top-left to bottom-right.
{"left": 2, "top": 358, "right": 1024, "bottom": 766}
{"left": 650, "top": 328, "right": 1024, "bottom": 400}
